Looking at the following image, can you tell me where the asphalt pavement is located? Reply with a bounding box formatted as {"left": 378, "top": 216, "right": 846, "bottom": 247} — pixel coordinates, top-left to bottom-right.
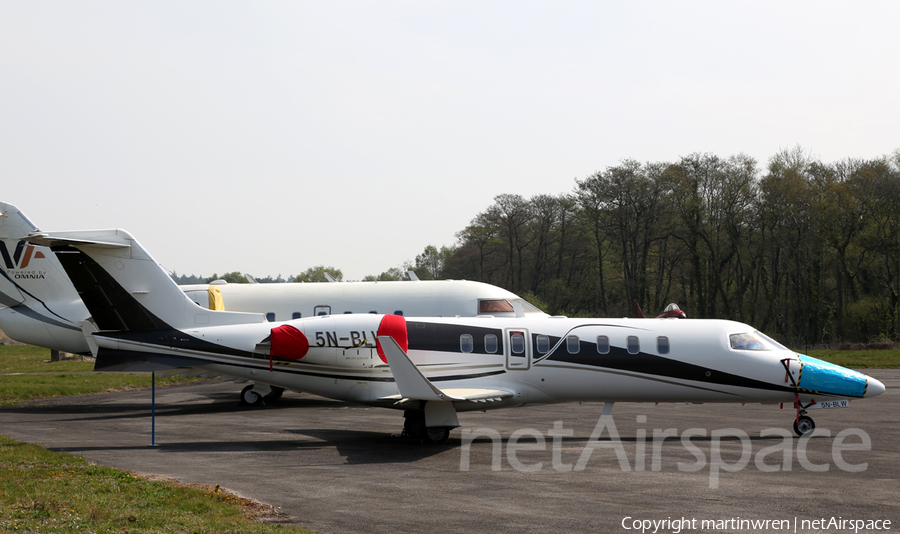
{"left": 1, "top": 371, "right": 897, "bottom": 533}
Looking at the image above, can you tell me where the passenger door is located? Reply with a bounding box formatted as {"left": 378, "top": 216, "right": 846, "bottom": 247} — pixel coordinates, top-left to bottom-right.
{"left": 505, "top": 328, "right": 531, "bottom": 370}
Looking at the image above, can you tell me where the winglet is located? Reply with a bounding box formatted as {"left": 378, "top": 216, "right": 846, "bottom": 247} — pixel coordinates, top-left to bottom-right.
{"left": 377, "top": 335, "right": 462, "bottom": 401}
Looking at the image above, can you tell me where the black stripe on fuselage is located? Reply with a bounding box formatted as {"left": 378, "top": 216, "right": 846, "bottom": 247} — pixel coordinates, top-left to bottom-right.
{"left": 0, "top": 265, "right": 79, "bottom": 327}
{"left": 402, "top": 321, "right": 794, "bottom": 394}
{"left": 544, "top": 337, "right": 794, "bottom": 394}
{"left": 0, "top": 288, "right": 81, "bottom": 331}
{"left": 94, "top": 347, "right": 507, "bottom": 383}
{"left": 407, "top": 321, "right": 504, "bottom": 354}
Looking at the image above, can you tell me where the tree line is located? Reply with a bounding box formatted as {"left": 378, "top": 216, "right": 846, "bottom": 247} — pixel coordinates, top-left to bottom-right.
{"left": 440, "top": 148, "right": 900, "bottom": 346}
{"left": 171, "top": 147, "right": 899, "bottom": 346}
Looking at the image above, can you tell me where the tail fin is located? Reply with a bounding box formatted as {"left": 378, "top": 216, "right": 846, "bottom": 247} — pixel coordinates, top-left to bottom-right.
{"left": 25, "top": 229, "right": 264, "bottom": 331}
{"left": 0, "top": 202, "right": 79, "bottom": 309}
{"left": 0, "top": 202, "right": 89, "bottom": 352}
{"left": 1, "top": 201, "right": 50, "bottom": 308}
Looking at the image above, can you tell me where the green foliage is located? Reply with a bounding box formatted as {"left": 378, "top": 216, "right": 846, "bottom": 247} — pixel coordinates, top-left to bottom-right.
{"left": 806, "top": 349, "right": 900, "bottom": 369}
{"left": 0, "top": 346, "right": 93, "bottom": 373}
{"left": 364, "top": 267, "right": 407, "bottom": 281}
{"left": 170, "top": 271, "right": 206, "bottom": 284}
{"left": 253, "top": 274, "right": 288, "bottom": 283}
{"left": 291, "top": 265, "right": 343, "bottom": 283}
{"left": 206, "top": 271, "right": 250, "bottom": 284}
{"left": 444, "top": 148, "right": 900, "bottom": 344}
{"left": 411, "top": 244, "right": 455, "bottom": 280}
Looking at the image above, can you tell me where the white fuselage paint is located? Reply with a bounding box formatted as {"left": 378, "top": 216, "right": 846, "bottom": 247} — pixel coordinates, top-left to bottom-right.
{"left": 91, "top": 314, "right": 879, "bottom": 411}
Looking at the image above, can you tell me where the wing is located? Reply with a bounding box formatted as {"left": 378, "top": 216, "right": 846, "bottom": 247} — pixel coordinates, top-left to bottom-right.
{"left": 376, "top": 335, "right": 514, "bottom": 404}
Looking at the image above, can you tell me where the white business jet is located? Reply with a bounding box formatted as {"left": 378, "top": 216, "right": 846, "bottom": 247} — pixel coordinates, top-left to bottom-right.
{"left": 24, "top": 228, "right": 885, "bottom": 444}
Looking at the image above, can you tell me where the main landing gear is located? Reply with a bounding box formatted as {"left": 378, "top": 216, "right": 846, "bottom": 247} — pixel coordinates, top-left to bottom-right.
{"left": 402, "top": 410, "right": 452, "bottom": 445}
{"left": 240, "top": 384, "right": 285, "bottom": 406}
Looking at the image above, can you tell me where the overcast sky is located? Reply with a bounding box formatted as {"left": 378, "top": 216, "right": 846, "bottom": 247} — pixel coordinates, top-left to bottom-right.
{"left": 2, "top": 1, "right": 898, "bottom": 280}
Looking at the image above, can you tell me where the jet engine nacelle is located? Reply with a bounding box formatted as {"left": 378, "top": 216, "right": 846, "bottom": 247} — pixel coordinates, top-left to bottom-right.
{"left": 268, "top": 313, "right": 407, "bottom": 368}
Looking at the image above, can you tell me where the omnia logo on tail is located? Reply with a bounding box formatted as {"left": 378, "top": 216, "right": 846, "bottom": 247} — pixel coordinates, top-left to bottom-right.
{"left": 1, "top": 241, "right": 47, "bottom": 277}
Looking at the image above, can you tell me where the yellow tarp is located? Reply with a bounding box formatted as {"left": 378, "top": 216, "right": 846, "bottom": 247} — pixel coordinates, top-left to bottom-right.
{"left": 208, "top": 285, "right": 224, "bottom": 311}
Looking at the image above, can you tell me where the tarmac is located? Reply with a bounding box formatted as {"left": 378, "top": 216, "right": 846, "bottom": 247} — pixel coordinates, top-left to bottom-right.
{"left": 0, "top": 370, "right": 898, "bottom": 533}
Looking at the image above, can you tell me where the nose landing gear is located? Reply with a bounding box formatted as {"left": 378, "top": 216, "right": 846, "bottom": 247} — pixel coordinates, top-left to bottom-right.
{"left": 793, "top": 413, "right": 815, "bottom": 436}
{"left": 781, "top": 358, "right": 817, "bottom": 436}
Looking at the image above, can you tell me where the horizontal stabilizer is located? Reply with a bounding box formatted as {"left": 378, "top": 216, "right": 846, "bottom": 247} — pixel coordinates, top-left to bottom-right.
{"left": 94, "top": 348, "right": 210, "bottom": 372}
{"left": 25, "top": 229, "right": 266, "bottom": 331}
{"left": 25, "top": 233, "right": 130, "bottom": 249}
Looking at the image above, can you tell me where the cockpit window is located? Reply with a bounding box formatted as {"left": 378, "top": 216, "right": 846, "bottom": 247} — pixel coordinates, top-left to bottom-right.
{"left": 479, "top": 299, "right": 515, "bottom": 313}
{"left": 730, "top": 331, "right": 786, "bottom": 351}
{"left": 478, "top": 298, "right": 544, "bottom": 315}
{"left": 511, "top": 299, "right": 543, "bottom": 314}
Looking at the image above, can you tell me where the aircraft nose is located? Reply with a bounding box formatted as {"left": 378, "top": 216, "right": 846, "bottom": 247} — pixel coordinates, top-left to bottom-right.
{"left": 865, "top": 376, "right": 885, "bottom": 398}
{"left": 796, "top": 355, "right": 870, "bottom": 398}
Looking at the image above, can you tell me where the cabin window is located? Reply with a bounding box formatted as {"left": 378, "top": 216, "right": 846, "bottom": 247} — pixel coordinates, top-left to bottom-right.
{"left": 265, "top": 312, "right": 276, "bottom": 322}
{"left": 292, "top": 312, "right": 302, "bottom": 319}
{"left": 596, "top": 335, "right": 610, "bottom": 354}
{"left": 460, "top": 334, "right": 474, "bottom": 353}
{"left": 484, "top": 334, "right": 498, "bottom": 353}
{"left": 566, "top": 335, "right": 580, "bottom": 354}
{"left": 510, "top": 332, "right": 525, "bottom": 354}
{"left": 479, "top": 299, "right": 514, "bottom": 314}
{"left": 536, "top": 335, "right": 550, "bottom": 354}
{"left": 657, "top": 336, "right": 670, "bottom": 355}
{"left": 627, "top": 336, "right": 640, "bottom": 355}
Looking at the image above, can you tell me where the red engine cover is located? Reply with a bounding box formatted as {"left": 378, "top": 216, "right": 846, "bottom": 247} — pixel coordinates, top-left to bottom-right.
{"left": 375, "top": 314, "right": 408, "bottom": 363}
{"left": 270, "top": 324, "right": 310, "bottom": 360}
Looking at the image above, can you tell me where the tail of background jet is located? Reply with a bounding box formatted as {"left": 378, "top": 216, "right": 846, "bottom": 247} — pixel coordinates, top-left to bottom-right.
{"left": 0, "top": 202, "right": 89, "bottom": 352}
{"left": 1, "top": 201, "right": 45, "bottom": 308}
{"left": 25, "top": 229, "right": 265, "bottom": 332}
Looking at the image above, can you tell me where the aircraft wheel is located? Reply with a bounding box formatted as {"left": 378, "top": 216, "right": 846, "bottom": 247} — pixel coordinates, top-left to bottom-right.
{"left": 264, "top": 387, "right": 285, "bottom": 402}
{"left": 793, "top": 415, "right": 815, "bottom": 436}
{"left": 403, "top": 410, "right": 426, "bottom": 438}
{"left": 424, "top": 426, "right": 451, "bottom": 445}
{"left": 240, "top": 385, "right": 265, "bottom": 406}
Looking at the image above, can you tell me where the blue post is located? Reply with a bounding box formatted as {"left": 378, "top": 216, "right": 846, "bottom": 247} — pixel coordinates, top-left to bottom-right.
{"left": 150, "top": 371, "right": 157, "bottom": 447}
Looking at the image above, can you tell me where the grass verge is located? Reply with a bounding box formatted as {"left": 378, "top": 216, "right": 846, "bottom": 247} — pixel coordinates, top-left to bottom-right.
{"left": 0, "top": 346, "right": 198, "bottom": 406}
{"left": 0, "top": 435, "right": 308, "bottom": 533}
{"left": 805, "top": 349, "right": 900, "bottom": 369}
{"left": 0, "top": 349, "right": 310, "bottom": 531}
{"left": 0, "top": 345, "right": 94, "bottom": 373}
